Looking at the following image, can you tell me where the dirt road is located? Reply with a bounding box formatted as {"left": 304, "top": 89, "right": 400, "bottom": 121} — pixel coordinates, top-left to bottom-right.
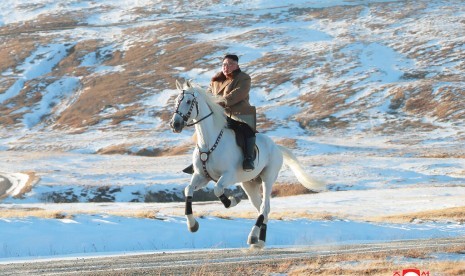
{"left": 1, "top": 237, "right": 464, "bottom": 275}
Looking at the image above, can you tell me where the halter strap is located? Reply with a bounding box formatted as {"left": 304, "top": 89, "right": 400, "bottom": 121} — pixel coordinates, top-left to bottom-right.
{"left": 175, "top": 90, "right": 214, "bottom": 127}
{"left": 197, "top": 129, "right": 224, "bottom": 181}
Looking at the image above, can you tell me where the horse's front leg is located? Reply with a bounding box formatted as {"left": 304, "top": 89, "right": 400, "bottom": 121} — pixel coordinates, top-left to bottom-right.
{"left": 184, "top": 174, "right": 209, "bottom": 232}
{"left": 214, "top": 175, "right": 241, "bottom": 209}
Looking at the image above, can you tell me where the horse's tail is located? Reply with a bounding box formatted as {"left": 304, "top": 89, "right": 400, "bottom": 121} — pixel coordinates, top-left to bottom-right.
{"left": 278, "top": 145, "right": 326, "bottom": 192}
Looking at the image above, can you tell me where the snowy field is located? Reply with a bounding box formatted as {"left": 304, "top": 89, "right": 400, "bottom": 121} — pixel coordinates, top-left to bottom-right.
{"left": 0, "top": 0, "right": 464, "bottom": 264}
{"left": 1, "top": 139, "right": 464, "bottom": 260}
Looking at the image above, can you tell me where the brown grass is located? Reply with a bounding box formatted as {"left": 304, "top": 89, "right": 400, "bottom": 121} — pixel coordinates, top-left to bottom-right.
{"left": 416, "top": 151, "right": 465, "bottom": 159}
{"left": 287, "top": 260, "right": 465, "bottom": 276}
{"left": 38, "top": 17, "right": 222, "bottom": 130}
{"left": 369, "top": 206, "right": 465, "bottom": 224}
{"left": 96, "top": 144, "right": 133, "bottom": 155}
{"left": 271, "top": 183, "right": 314, "bottom": 197}
{"left": 275, "top": 138, "right": 297, "bottom": 149}
{"left": 196, "top": 209, "right": 339, "bottom": 222}
{"left": 0, "top": 207, "right": 162, "bottom": 220}
{"left": 295, "top": 83, "right": 352, "bottom": 130}
{"left": 271, "top": 211, "right": 336, "bottom": 221}
{"left": 196, "top": 202, "right": 465, "bottom": 224}
{"left": 404, "top": 84, "right": 436, "bottom": 114}
{"left": 160, "top": 144, "right": 192, "bottom": 156}
{"left": 0, "top": 37, "right": 37, "bottom": 73}
{"left": 445, "top": 244, "right": 465, "bottom": 254}
{"left": 96, "top": 143, "right": 191, "bottom": 156}
{"left": 104, "top": 210, "right": 161, "bottom": 219}
{"left": 176, "top": 246, "right": 465, "bottom": 276}
{"left": 0, "top": 208, "right": 72, "bottom": 219}
{"left": 0, "top": 0, "right": 463, "bottom": 136}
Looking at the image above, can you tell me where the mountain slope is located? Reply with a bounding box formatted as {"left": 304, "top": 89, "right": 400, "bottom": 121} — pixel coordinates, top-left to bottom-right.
{"left": 0, "top": 0, "right": 464, "bottom": 154}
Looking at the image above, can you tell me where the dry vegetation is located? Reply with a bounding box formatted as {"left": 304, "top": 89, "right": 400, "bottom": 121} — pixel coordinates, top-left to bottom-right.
{"left": 96, "top": 143, "right": 192, "bottom": 156}
{"left": 371, "top": 206, "right": 465, "bottom": 224}
{"left": 0, "top": 207, "right": 162, "bottom": 220}
{"left": 271, "top": 182, "right": 314, "bottom": 197}
{"left": 176, "top": 247, "right": 465, "bottom": 276}
{"left": 0, "top": 0, "right": 463, "bottom": 138}
{"left": 0, "top": 1, "right": 464, "bottom": 273}
{"left": 0, "top": 208, "right": 72, "bottom": 219}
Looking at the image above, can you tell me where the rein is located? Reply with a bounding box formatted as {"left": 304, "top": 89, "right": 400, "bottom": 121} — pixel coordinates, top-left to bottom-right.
{"left": 186, "top": 111, "right": 213, "bottom": 126}
{"left": 174, "top": 90, "right": 214, "bottom": 127}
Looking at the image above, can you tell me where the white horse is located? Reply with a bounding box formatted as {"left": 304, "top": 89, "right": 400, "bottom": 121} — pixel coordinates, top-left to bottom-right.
{"left": 169, "top": 80, "right": 325, "bottom": 249}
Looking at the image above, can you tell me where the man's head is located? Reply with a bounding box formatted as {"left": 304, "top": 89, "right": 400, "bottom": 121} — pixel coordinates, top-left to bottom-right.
{"left": 222, "top": 54, "right": 239, "bottom": 76}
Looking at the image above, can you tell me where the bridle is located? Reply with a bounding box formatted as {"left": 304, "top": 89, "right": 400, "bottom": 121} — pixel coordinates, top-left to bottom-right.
{"left": 173, "top": 89, "right": 222, "bottom": 181}
{"left": 174, "top": 90, "right": 213, "bottom": 127}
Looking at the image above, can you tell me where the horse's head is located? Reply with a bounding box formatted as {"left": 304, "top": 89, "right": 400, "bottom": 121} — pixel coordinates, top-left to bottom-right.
{"left": 170, "top": 80, "right": 199, "bottom": 133}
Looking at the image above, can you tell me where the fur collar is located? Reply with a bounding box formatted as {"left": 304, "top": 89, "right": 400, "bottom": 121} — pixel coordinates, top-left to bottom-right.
{"left": 211, "top": 68, "right": 242, "bottom": 82}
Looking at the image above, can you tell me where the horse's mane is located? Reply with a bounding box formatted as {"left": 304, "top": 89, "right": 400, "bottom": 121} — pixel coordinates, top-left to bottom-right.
{"left": 188, "top": 83, "right": 226, "bottom": 130}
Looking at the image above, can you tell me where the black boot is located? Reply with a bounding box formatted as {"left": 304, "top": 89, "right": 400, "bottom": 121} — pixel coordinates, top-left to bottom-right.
{"left": 182, "top": 164, "right": 194, "bottom": 174}
{"left": 243, "top": 136, "right": 255, "bottom": 171}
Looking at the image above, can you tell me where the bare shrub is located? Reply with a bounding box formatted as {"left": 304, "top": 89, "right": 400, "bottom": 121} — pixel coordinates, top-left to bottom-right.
{"left": 271, "top": 183, "right": 314, "bottom": 197}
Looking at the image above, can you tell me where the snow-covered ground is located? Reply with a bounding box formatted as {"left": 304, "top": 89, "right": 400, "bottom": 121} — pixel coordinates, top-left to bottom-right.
{"left": 1, "top": 142, "right": 464, "bottom": 260}
{"left": 1, "top": 212, "right": 464, "bottom": 262}
{"left": 0, "top": 0, "right": 464, "bottom": 263}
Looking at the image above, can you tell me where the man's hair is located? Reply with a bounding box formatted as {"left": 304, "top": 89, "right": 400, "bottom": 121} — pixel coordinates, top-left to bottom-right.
{"left": 223, "top": 54, "right": 239, "bottom": 62}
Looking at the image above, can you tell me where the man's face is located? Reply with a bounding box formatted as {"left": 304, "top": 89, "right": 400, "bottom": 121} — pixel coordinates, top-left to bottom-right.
{"left": 222, "top": 58, "right": 239, "bottom": 76}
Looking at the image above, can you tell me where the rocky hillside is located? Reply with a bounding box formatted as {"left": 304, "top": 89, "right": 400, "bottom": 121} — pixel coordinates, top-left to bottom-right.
{"left": 0, "top": 0, "right": 464, "bottom": 155}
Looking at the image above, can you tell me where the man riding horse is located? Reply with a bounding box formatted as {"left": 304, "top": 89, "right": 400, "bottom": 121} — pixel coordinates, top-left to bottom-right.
{"left": 183, "top": 54, "right": 256, "bottom": 174}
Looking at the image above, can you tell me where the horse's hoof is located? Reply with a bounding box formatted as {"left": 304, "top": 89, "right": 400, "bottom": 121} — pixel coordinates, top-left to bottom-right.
{"left": 247, "top": 236, "right": 258, "bottom": 245}
{"left": 228, "top": 196, "right": 241, "bottom": 208}
{"left": 250, "top": 240, "right": 265, "bottom": 250}
{"left": 188, "top": 220, "right": 199, "bottom": 232}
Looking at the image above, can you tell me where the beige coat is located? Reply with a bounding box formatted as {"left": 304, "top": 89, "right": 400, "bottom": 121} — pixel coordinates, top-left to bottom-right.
{"left": 208, "top": 69, "right": 256, "bottom": 130}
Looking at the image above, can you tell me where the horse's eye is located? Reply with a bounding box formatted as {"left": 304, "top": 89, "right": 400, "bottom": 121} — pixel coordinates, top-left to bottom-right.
{"left": 186, "top": 100, "right": 191, "bottom": 105}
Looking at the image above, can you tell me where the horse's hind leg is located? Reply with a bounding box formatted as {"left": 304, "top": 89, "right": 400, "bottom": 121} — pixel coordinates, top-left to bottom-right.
{"left": 241, "top": 180, "right": 262, "bottom": 212}
{"left": 245, "top": 176, "right": 275, "bottom": 249}
{"left": 247, "top": 178, "right": 273, "bottom": 249}
{"left": 248, "top": 156, "right": 282, "bottom": 249}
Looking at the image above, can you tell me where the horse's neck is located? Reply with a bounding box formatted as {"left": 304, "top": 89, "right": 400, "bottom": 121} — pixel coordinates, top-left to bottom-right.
{"left": 194, "top": 101, "right": 222, "bottom": 150}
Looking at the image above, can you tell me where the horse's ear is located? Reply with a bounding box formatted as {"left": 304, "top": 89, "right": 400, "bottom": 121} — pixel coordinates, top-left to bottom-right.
{"left": 175, "top": 79, "right": 182, "bottom": 91}
{"left": 186, "top": 79, "right": 193, "bottom": 88}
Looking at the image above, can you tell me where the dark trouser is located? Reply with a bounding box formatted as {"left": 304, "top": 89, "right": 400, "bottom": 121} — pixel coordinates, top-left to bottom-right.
{"left": 227, "top": 117, "right": 255, "bottom": 138}
{"left": 227, "top": 117, "right": 255, "bottom": 171}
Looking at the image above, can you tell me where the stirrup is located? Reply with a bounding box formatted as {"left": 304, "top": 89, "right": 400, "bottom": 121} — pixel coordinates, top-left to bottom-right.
{"left": 182, "top": 164, "right": 194, "bottom": 174}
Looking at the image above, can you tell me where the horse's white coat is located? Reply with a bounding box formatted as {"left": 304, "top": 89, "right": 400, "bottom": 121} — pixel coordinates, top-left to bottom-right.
{"left": 170, "top": 80, "right": 325, "bottom": 248}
